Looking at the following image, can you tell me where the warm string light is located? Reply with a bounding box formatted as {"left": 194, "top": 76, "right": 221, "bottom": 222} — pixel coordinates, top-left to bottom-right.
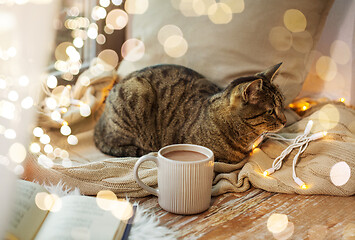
{"left": 261, "top": 120, "right": 328, "bottom": 189}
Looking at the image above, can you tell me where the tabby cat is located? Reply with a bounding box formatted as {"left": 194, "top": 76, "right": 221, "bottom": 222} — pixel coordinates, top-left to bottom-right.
{"left": 94, "top": 63, "right": 286, "bottom": 163}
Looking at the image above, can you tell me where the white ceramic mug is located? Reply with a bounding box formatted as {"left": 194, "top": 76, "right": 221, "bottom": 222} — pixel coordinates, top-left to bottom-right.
{"left": 134, "top": 144, "right": 214, "bottom": 215}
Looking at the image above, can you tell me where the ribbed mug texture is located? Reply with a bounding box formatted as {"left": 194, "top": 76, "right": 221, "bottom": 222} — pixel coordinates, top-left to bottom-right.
{"left": 134, "top": 144, "right": 214, "bottom": 215}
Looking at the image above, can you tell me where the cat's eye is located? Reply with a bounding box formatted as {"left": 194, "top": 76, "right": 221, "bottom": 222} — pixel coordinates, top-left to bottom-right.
{"left": 267, "top": 109, "right": 275, "bottom": 115}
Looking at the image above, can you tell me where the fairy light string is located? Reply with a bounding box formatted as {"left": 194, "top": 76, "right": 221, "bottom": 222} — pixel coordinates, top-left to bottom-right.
{"left": 254, "top": 120, "right": 327, "bottom": 189}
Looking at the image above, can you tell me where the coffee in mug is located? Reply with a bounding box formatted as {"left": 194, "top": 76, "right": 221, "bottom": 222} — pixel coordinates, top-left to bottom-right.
{"left": 162, "top": 150, "right": 208, "bottom": 161}
{"left": 134, "top": 144, "right": 214, "bottom": 215}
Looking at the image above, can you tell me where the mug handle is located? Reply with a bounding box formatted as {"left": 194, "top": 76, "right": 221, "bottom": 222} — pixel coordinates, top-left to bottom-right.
{"left": 134, "top": 155, "right": 159, "bottom": 196}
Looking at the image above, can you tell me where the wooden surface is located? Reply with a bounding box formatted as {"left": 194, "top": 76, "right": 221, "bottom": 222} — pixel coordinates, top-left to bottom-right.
{"left": 137, "top": 188, "right": 355, "bottom": 239}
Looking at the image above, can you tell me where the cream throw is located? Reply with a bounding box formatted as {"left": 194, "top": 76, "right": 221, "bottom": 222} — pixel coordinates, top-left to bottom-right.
{"left": 24, "top": 72, "right": 355, "bottom": 197}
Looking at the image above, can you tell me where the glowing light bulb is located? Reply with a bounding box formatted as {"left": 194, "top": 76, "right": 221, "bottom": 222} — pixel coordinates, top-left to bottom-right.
{"left": 44, "top": 144, "right": 53, "bottom": 154}
{"left": 33, "top": 127, "right": 44, "bottom": 137}
{"left": 60, "top": 125, "right": 71, "bottom": 136}
{"left": 67, "top": 135, "right": 78, "bottom": 145}
{"left": 73, "top": 37, "right": 84, "bottom": 48}
{"left": 47, "top": 75, "right": 57, "bottom": 89}
{"left": 4, "top": 129, "right": 16, "bottom": 139}
{"left": 45, "top": 97, "right": 57, "bottom": 110}
{"left": 301, "top": 184, "right": 307, "bottom": 189}
{"left": 30, "top": 143, "right": 41, "bottom": 153}
{"left": 51, "top": 111, "right": 61, "bottom": 121}
{"left": 302, "top": 106, "right": 307, "bottom": 111}
{"left": 8, "top": 90, "right": 19, "bottom": 101}
{"left": 62, "top": 121, "right": 68, "bottom": 126}
{"left": 40, "top": 134, "right": 50, "bottom": 144}
{"left": 339, "top": 98, "right": 345, "bottom": 103}
{"left": 263, "top": 168, "right": 274, "bottom": 176}
{"left": 21, "top": 97, "right": 34, "bottom": 109}
{"left": 80, "top": 104, "right": 91, "bottom": 117}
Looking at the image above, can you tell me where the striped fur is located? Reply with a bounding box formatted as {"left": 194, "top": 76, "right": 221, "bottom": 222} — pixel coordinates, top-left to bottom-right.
{"left": 94, "top": 64, "right": 286, "bottom": 163}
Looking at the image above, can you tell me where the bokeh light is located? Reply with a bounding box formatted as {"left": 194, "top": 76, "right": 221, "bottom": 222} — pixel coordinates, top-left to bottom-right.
{"left": 35, "top": 192, "right": 61, "bottom": 212}
{"left": 104, "top": 25, "right": 114, "bottom": 34}
{"left": 121, "top": 38, "right": 145, "bottom": 62}
{"left": 73, "top": 37, "right": 84, "bottom": 48}
{"left": 192, "top": 0, "right": 207, "bottom": 15}
{"left": 330, "top": 161, "right": 351, "bottom": 186}
{"left": 96, "top": 190, "right": 118, "bottom": 211}
{"left": 45, "top": 97, "right": 58, "bottom": 110}
{"left": 164, "top": 35, "right": 188, "bottom": 58}
{"left": 14, "top": 165, "right": 24, "bottom": 175}
{"left": 33, "top": 127, "right": 44, "bottom": 137}
{"left": 4, "top": 129, "right": 16, "bottom": 139}
{"left": 111, "top": 199, "right": 133, "bottom": 220}
{"left": 272, "top": 222, "right": 294, "bottom": 240}
{"left": 100, "top": 0, "right": 110, "bottom": 7}
{"left": 67, "top": 135, "right": 78, "bottom": 145}
{"left": 269, "top": 26, "right": 293, "bottom": 51}
{"left": 44, "top": 144, "right": 54, "bottom": 154}
{"left": 54, "top": 148, "right": 62, "bottom": 157}
{"left": 316, "top": 56, "right": 337, "bottom": 82}
{"left": 91, "top": 6, "right": 107, "bottom": 21}
{"left": 55, "top": 42, "right": 74, "bottom": 61}
{"left": 30, "top": 143, "right": 41, "bottom": 153}
{"left": 207, "top": 2, "right": 232, "bottom": 24}
{"left": 38, "top": 154, "right": 54, "bottom": 168}
{"left": 317, "top": 104, "right": 340, "bottom": 130}
{"left": 60, "top": 150, "right": 69, "bottom": 159}
{"left": 124, "top": 0, "right": 149, "bottom": 14}
{"left": 106, "top": 9, "right": 128, "bottom": 30}
{"left": 8, "top": 142, "right": 27, "bottom": 163}
{"left": 179, "top": 0, "right": 200, "bottom": 17}
{"left": 35, "top": 192, "right": 50, "bottom": 211}
{"left": 50, "top": 111, "right": 61, "bottom": 121}
{"left": 60, "top": 125, "right": 71, "bottom": 136}
{"left": 112, "top": 0, "right": 123, "bottom": 6}
{"left": 158, "top": 24, "right": 183, "bottom": 45}
{"left": 221, "top": 0, "right": 244, "bottom": 13}
{"left": 330, "top": 40, "right": 351, "bottom": 65}
{"left": 283, "top": 9, "right": 307, "bottom": 33}
{"left": 8, "top": 90, "right": 19, "bottom": 102}
{"left": 0, "top": 100, "right": 15, "bottom": 120}
{"left": 21, "top": 96, "right": 34, "bottom": 109}
{"left": 79, "top": 75, "right": 90, "bottom": 86}
{"left": 97, "top": 49, "right": 119, "bottom": 71}
{"left": 267, "top": 213, "right": 289, "bottom": 234}
{"left": 46, "top": 75, "right": 58, "bottom": 89}
{"left": 39, "top": 134, "right": 50, "bottom": 144}
{"left": 79, "top": 103, "right": 91, "bottom": 117}
{"left": 96, "top": 34, "right": 106, "bottom": 45}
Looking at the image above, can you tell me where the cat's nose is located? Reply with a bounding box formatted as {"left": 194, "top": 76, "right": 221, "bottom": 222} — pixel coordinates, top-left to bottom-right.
{"left": 276, "top": 108, "right": 287, "bottom": 125}
{"left": 280, "top": 114, "right": 287, "bottom": 125}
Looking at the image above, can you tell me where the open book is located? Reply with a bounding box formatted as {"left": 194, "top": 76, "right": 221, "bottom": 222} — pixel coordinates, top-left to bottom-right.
{"left": 6, "top": 180, "right": 135, "bottom": 240}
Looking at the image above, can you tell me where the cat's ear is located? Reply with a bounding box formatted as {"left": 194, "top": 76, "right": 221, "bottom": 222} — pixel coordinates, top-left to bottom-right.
{"left": 242, "top": 79, "right": 263, "bottom": 104}
{"left": 257, "top": 62, "right": 282, "bottom": 82}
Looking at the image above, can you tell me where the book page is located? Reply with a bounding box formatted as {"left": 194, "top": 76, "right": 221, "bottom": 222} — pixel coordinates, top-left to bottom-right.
{"left": 6, "top": 180, "right": 49, "bottom": 240}
{"left": 35, "top": 196, "right": 124, "bottom": 240}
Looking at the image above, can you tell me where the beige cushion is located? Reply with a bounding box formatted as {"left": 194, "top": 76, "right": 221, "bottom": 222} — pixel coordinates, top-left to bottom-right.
{"left": 117, "top": 0, "right": 334, "bottom": 105}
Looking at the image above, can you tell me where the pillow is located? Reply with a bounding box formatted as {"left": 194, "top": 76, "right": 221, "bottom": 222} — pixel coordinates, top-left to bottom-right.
{"left": 117, "top": 0, "right": 334, "bottom": 105}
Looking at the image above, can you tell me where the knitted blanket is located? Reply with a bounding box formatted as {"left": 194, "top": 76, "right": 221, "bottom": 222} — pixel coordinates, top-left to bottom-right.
{"left": 23, "top": 71, "right": 355, "bottom": 197}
